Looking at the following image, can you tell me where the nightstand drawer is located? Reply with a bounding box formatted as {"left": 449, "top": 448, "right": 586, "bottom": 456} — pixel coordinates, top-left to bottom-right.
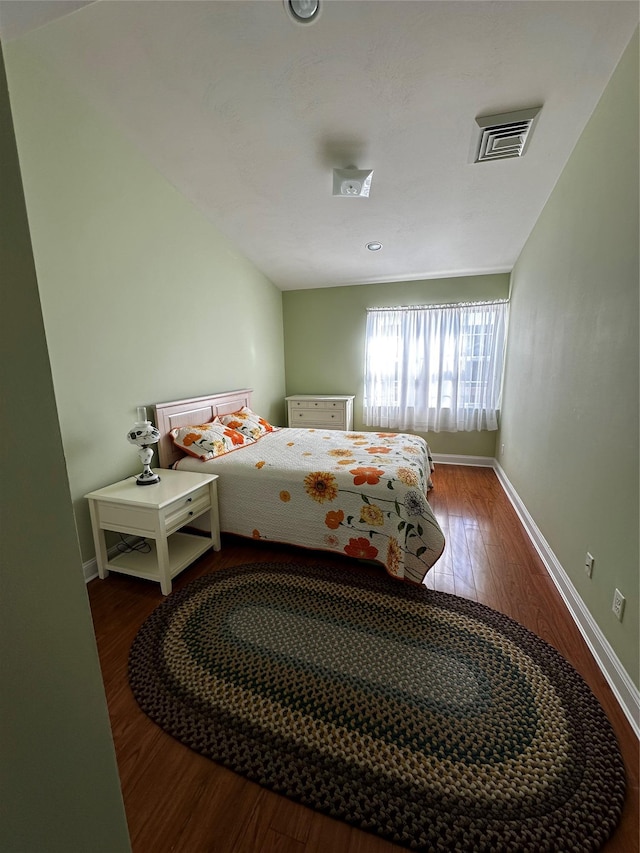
{"left": 98, "top": 503, "right": 157, "bottom": 536}
{"left": 163, "top": 485, "right": 211, "bottom": 535}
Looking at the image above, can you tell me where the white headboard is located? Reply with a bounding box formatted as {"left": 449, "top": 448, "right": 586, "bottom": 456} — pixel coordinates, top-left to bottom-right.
{"left": 153, "top": 389, "right": 253, "bottom": 469}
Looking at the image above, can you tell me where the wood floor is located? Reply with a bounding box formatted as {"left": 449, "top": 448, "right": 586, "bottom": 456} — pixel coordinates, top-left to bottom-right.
{"left": 88, "top": 464, "right": 639, "bottom": 853}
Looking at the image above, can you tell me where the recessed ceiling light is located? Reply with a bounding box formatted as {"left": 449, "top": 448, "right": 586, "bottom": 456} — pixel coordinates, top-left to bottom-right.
{"left": 366, "top": 242, "right": 383, "bottom": 251}
{"left": 286, "top": 0, "right": 320, "bottom": 23}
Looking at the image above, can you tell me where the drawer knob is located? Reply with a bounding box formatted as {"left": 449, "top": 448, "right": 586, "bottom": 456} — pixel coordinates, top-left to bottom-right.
{"left": 186, "top": 497, "right": 193, "bottom": 503}
{"left": 188, "top": 511, "right": 194, "bottom": 516}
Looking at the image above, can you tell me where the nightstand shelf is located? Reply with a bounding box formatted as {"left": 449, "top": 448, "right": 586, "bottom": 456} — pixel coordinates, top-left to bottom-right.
{"left": 107, "top": 532, "right": 212, "bottom": 585}
{"left": 86, "top": 468, "right": 220, "bottom": 595}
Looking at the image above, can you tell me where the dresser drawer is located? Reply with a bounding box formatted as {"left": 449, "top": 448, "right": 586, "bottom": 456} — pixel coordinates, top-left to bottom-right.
{"left": 290, "top": 409, "right": 346, "bottom": 428}
{"left": 289, "top": 399, "right": 345, "bottom": 411}
{"left": 162, "top": 484, "right": 211, "bottom": 535}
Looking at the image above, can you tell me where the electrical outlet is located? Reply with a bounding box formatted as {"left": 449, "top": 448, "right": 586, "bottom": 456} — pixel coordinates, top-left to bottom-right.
{"left": 612, "top": 589, "right": 625, "bottom": 622}
{"left": 500, "top": 443, "right": 505, "bottom": 456}
{"left": 584, "top": 552, "right": 594, "bottom": 578}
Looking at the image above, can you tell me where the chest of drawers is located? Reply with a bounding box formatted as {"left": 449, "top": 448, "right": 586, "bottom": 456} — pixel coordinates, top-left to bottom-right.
{"left": 286, "top": 395, "right": 354, "bottom": 430}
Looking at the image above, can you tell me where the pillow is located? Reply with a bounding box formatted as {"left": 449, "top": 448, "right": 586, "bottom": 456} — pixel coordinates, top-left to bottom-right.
{"left": 170, "top": 418, "right": 253, "bottom": 460}
{"left": 218, "top": 406, "right": 277, "bottom": 441}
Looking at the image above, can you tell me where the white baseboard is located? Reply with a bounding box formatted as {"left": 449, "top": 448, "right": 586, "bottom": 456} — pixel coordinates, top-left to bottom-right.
{"left": 432, "top": 453, "right": 494, "bottom": 467}
{"left": 84, "top": 557, "right": 98, "bottom": 583}
{"left": 493, "top": 460, "right": 640, "bottom": 739}
{"left": 82, "top": 536, "right": 140, "bottom": 584}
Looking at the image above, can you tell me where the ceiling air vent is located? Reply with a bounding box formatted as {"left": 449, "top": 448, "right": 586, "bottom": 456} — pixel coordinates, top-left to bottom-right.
{"left": 474, "top": 107, "right": 541, "bottom": 163}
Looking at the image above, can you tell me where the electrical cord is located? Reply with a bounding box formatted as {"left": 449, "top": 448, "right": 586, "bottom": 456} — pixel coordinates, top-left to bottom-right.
{"left": 116, "top": 533, "right": 151, "bottom": 554}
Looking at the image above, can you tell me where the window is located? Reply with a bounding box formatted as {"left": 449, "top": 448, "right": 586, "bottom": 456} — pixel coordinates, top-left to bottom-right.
{"left": 363, "top": 300, "right": 509, "bottom": 432}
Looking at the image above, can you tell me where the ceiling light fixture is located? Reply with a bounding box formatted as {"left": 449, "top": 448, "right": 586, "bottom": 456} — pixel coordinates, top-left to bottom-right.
{"left": 285, "top": 0, "right": 320, "bottom": 24}
{"left": 366, "top": 242, "right": 383, "bottom": 251}
{"left": 332, "top": 168, "right": 374, "bottom": 198}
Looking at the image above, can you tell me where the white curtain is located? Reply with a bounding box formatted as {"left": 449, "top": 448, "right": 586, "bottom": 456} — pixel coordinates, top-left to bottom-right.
{"left": 363, "top": 301, "right": 509, "bottom": 432}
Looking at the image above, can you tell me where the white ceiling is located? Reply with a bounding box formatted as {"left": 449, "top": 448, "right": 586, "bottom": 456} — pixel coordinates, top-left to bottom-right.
{"left": 1, "top": 0, "right": 637, "bottom": 290}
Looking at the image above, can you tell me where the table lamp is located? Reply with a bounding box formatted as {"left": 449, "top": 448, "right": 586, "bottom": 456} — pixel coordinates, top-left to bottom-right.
{"left": 127, "top": 406, "right": 161, "bottom": 485}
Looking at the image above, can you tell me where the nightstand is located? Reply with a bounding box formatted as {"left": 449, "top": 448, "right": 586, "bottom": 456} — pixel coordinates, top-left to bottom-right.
{"left": 85, "top": 468, "right": 220, "bottom": 595}
{"left": 286, "top": 395, "right": 354, "bottom": 430}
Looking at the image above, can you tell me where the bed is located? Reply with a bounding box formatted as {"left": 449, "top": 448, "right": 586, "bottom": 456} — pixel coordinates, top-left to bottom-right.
{"left": 154, "top": 389, "right": 445, "bottom": 584}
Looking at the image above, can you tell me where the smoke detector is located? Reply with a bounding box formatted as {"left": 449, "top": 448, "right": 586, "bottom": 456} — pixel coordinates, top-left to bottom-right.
{"left": 333, "top": 168, "right": 374, "bottom": 197}
{"left": 473, "top": 107, "right": 542, "bottom": 162}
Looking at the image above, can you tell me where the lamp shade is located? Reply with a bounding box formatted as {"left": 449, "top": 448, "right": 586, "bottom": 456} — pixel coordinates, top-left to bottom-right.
{"left": 127, "top": 421, "right": 160, "bottom": 448}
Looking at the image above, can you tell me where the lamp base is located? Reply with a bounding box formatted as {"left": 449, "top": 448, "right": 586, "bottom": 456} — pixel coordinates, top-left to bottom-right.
{"left": 136, "top": 470, "right": 161, "bottom": 486}
{"left": 133, "top": 443, "right": 161, "bottom": 485}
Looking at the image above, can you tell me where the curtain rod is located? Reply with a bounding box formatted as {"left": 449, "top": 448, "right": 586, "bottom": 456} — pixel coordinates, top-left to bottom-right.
{"left": 367, "top": 299, "right": 509, "bottom": 313}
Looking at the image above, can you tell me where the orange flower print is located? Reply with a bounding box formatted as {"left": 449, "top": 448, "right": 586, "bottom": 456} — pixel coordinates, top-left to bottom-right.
{"left": 344, "top": 538, "right": 379, "bottom": 560}
{"left": 397, "top": 467, "right": 419, "bottom": 487}
{"left": 346, "top": 434, "right": 366, "bottom": 440}
{"left": 325, "top": 509, "right": 344, "bottom": 529}
{"left": 224, "top": 428, "right": 245, "bottom": 446}
{"left": 257, "top": 417, "right": 273, "bottom": 432}
{"left": 366, "top": 446, "right": 391, "bottom": 454}
{"left": 329, "top": 448, "right": 353, "bottom": 458}
{"left": 255, "top": 460, "right": 266, "bottom": 469}
{"left": 360, "top": 504, "right": 384, "bottom": 526}
{"left": 280, "top": 490, "right": 291, "bottom": 502}
{"left": 337, "top": 458, "right": 356, "bottom": 465}
{"left": 181, "top": 432, "right": 200, "bottom": 446}
{"left": 325, "top": 534, "right": 340, "bottom": 548}
{"left": 376, "top": 432, "right": 397, "bottom": 438}
{"left": 304, "top": 471, "right": 338, "bottom": 503}
{"left": 203, "top": 439, "right": 226, "bottom": 456}
{"left": 350, "top": 467, "right": 384, "bottom": 486}
{"left": 386, "top": 538, "right": 402, "bottom": 576}
{"left": 403, "top": 446, "right": 419, "bottom": 455}
{"left": 252, "top": 529, "right": 261, "bottom": 539}
{"left": 287, "top": 442, "right": 295, "bottom": 447}
{"left": 225, "top": 419, "right": 243, "bottom": 430}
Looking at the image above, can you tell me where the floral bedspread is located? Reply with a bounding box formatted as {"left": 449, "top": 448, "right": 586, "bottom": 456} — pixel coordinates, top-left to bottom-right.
{"left": 175, "top": 428, "right": 445, "bottom": 583}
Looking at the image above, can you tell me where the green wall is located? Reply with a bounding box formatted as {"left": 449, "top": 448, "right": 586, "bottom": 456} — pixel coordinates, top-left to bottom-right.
{"left": 0, "top": 45, "right": 131, "bottom": 852}
{"left": 4, "top": 42, "right": 286, "bottom": 563}
{"left": 283, "top": 274, "right": 510, "bottom": 457}
{"left": 499, "top": 30, "right": 639, "bottom": 686}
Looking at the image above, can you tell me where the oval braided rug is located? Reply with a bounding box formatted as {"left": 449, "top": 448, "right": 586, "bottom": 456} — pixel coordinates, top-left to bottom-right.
{"left": 128, "top": 562, "right": 625, "bottom": 852}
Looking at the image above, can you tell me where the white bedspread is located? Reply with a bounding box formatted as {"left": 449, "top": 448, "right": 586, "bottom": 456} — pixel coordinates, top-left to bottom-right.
{"left": 175, "top": 427, "right": 445, "bottom": 583}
